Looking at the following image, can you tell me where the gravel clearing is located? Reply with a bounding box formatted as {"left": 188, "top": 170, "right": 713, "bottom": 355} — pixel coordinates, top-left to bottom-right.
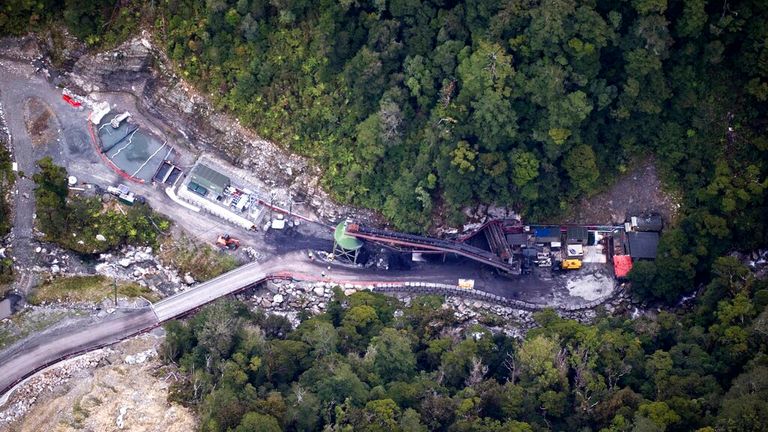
{"left": 566, "top": 272, "right": 615, "bottom": 301}
{"left": 0, "top": 331, "right": 196, "bottom": 432}
{"left": 564, "top": 158, "right": 681, "bottom": 225}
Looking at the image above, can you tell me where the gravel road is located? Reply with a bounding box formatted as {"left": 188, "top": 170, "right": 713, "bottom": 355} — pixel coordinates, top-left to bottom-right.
{"left": 0, "top": 249, "right": 480, "bottom": 397}
{"left": 0, "top": 53, "right": 617, "bottom": 401}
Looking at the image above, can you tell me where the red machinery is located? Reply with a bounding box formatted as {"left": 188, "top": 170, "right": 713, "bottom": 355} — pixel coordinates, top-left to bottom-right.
{"left": 216, "top": 234, "right": 240, "bottom": 250}
{"left": 62, "top": 94, "right": 81, "bottom": 108}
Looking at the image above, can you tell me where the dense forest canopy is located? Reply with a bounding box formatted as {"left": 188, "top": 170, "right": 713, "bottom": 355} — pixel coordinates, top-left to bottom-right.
{"left": 1, "top": 0, "right": 768, "bottom": 431}
{"left": 162, "top": 277, "right": 768, "bottom": 432}
{"left": 2, "top": 0, "right": 767, "bottom": 233}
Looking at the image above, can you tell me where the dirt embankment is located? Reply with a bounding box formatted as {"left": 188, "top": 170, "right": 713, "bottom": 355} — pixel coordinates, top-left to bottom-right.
{"left": 565, "top": 159, "right": 681, "bottom": 225}
{"left": 0, "top": 332, "right": 196, "bottom": 432}
{"left": 22, "top": 97, "right": 57, "bottom": 147}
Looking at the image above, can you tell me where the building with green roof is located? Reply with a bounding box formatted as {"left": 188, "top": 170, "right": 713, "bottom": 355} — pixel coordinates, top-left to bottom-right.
{"left": 187, "top": 164, "right": 230, "bottom": 199}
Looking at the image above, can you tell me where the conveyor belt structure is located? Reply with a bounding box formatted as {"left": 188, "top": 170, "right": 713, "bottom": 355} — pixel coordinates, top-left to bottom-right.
{"left": 346, "top": 223, "right": 519, "bottom": 274}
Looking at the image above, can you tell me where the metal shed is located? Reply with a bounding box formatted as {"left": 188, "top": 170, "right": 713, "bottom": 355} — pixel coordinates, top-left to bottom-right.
{"left": 632, "top": 214, "right": 664, "bottom": 232}
{"left": 506, "top": 233, "right": 528, "bottom": 246}
{"left": 187, "top": 164, "right": 230, "bottom": 198}
{"left": 566, "top": 226, "right": 588, "bottom": 245}
{"left": 627, "top": 231, "right": 660, "bottom": 260}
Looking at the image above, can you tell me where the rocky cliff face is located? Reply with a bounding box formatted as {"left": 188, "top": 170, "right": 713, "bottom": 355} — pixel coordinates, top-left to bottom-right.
{"left": 70, "top": 38, "right": 152, "bottom": 93}
{"left": 63, "top": 34, "right": 378, "bottom": 223}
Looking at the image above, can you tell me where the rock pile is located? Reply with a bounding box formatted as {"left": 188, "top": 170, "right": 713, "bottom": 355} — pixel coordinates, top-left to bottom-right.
{"left": 95, "top": 245, "right": 184, "bottom": 296}
{"left": 31, "top": 245, "right": 80, "bottom": 275}
{"left": 0, "top": 349, "right": 110, "bottom": 425}
{"left": 244, "top": 279, "right": 633, "bottom": 337}
{"left": 241, "top": 279, "right": 345, "bottom": 327}
{"left": 124, "top": 348, "right": 157, "bottom": 365}
{"left": 64, "top": 34, "right": 380, "bottom": 225}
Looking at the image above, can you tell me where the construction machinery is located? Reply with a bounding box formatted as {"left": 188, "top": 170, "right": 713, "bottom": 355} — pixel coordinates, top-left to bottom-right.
{"left": 561, "top": 259, "right": 582, "bottom": 270}
{"left": 216, "top": 234, "right": 240, "bottom": 250}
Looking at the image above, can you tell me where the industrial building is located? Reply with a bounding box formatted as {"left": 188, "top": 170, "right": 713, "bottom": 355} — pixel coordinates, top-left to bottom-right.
{"left": 187, "top": 164, "right": 231, "bottom": 199}
{"left": 626, "top": 231, "right": 660, "bottom": 260}
{"left": 340, "top": 216, "right": 664, "bottom": 281}
{"left": 610, "top": 213, "right": 664, "bottom": 279}
{"left": 176, "top": 161, "right": 268, "bottom": 231}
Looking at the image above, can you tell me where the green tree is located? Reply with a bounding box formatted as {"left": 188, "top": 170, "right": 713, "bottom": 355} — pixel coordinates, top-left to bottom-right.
{"left": 509, "top": 150, "right": 540, "bottom": 188}
{"left": 297, "top": 319, "right": 338, "bottom": 358}
{"left": 563, "top": 144, "right": 599, "bottom": 193}
{"left": 634, "top": 401, "right": 681, "bottom": 431}
{"left": 628, "top": 261, "right": 658, "bottom": 301}
{"left": 234, "top": 412, "right": 281, "bottom": 432}
{"left": 33, "top": 156, "right": 68, "bottom": 238}
{"left": 302, "top": 359, "right": 368, "bottom": 407}
{"left": 717, "top": 365, "right": 768, "bottom": 431}
{"left": 360, "top": 399, "right": 402, "bottom": 432}
{"left": 367, "top": 328, "right": 416, "bottom": 382}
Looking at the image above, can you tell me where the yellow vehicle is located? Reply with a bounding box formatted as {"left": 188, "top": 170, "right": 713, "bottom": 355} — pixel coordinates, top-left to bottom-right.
{"left": 561, "top": 259, "right": 582, "bottom": 270}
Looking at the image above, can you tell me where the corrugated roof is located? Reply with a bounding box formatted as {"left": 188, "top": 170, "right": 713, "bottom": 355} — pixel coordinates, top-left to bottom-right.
{"left": 189, "top": 164, "right": 230, "bottom": 195}
{"left": 533, "top": 227, "right": 561, "bottom": 242}
{"left": 613, "top": 255, "right": 633, "bottom": 278}
{"left": 635, "top": 214, "right": 663, "bottom": 232}
{"left": 627, "top": 231, "right": 659, "bottom": 259}
{"left": 566, "top": 226, "right": 588, "bottom": 243}
{"left": 506, "top": 233, "right": 527, "bottom": 246}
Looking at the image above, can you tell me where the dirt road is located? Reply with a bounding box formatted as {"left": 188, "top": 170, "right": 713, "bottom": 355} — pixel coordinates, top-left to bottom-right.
{"left": 0, "top": 249, "right": 470, "bottom": 397}
{"left": 0, "top": 54, "right": 620, "bottom": 401}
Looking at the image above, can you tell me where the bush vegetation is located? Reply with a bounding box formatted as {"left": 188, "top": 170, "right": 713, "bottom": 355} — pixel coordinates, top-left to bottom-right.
{"left": 0, "top": 141, "right": 14, "bottom": 285}
{"left": 158, "top": 233, "right": 240, "bottom": 282}
{"left": 164, "top": 278, "right": 768, "bottom": 431}
{"left": 27, "top": 275, "right": 158, "bottom": 305}
{"left": 32, "top": 157, "right": 170, "bottom": 254}
{"left": 0, "top": 0, "right": 144, "bottom": 48}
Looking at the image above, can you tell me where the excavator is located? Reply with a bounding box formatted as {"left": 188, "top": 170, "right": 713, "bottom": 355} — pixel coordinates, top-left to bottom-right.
{"left": 216, "top": 234, "right": 240, "bottom": 250}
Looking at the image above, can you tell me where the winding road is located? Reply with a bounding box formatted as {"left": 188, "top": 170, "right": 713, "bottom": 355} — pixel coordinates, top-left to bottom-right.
{"left": 0, "top": 250, "right": 462, "bottom": 397}
{"left": 0, "top": 55, "right": 474, "bottom": 400}
{"left": 0, "top": 54, "right": 616, "bottom": 401}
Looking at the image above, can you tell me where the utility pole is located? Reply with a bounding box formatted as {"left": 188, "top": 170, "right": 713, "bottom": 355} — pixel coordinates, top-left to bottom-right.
{"left": 113, "top": 277, "right": 117, "bottom": 307}
{"left": 269, "top": 191, "right": 276, "bottom": 221}
{"left": 287, "top": 197, "right": 294, "bottom": 227}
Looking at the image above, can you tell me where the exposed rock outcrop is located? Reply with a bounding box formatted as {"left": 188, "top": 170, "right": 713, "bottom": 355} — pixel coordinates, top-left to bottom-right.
{"left": 70, "top": 38, "right": 152, "bottom": 94}
{"left": 63, "top": 34, "right": 378, "bottom": 224}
